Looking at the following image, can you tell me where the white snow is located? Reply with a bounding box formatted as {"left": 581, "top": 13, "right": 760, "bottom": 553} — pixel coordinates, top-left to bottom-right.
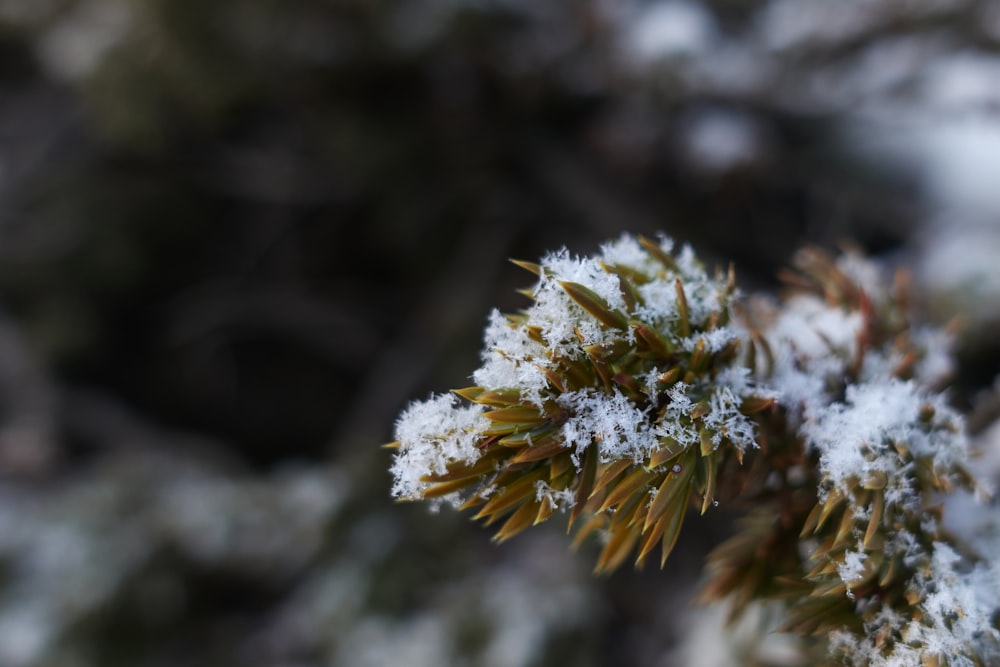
{"left": 473, "top": 309, "right": 551, "bottom": 406}
{"left": 802, "top": 378, "right": 966, "bottom": 503}
{"left": 390, "top": 393, "right": 489, "bottom": 505}
{"left": 558, "top": 388, "right": 660, "bottom": 464}
{"left": 389, "top": 230, "right": 1000, "bottom": 666}
{"left": 530, "top": 247, "right": 631, "bottom": 352}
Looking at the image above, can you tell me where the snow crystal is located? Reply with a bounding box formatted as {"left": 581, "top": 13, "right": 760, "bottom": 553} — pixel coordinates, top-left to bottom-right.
{"left": 473, "top": 309, "right": 551, "bottom": 406}
{"left": 675, "top": 245, "right": 730, "bottom": 325}
{"left": 675, "top": 245, "right": 702, "bottom": 278}
{"left": 534, "top": 481, "right": 575, "bottom": 512}
{"left": 838, "top": 547, "right": 868, "bottom": 588}
{"left": 540, "top": 250, "right": 628, "bottom": 310}
{"left": 531, "top": 248, "right": 630, "bottom": 352}
{"left": 558, "top": 388, "right": 659, "bottom": 463}
{"left": 703, "top": 385, "right": 757, "bottom": 451}
{"left": 639, "top": 368, "right": 667, "bottom": 408}
{"left": 831, "top": 542, "right": 1000, "bottom": 666}
{"left": 680, "top": 327, "right": 738, "bottom": 353}
{"left": 853, "top": 324, "right": 956, "bottom": 391}
{"left": 634, "top": 279, "right": 681, "bottom": 328}
{"left": 802, "top": 379, "right": 968, "bottom": 503}
{"left": 387, "top": 229, "right": 1000, "bottom": 667}
{"left": 850, "top": 544, "right": 1000, "bottom": 667}
{"left": 598, "top": 234, "right": 663, "bottom": 274}
{"left": 766, "top": 294, "right": 864, "bottom": 420}
{"left": 654, "top": 382, "right": 701, "bottom": 447}
{"left": 715, "top": 365, "right": 764, "bottom": 398}
{"left": 390, "top": 394, "right": 489, "bottom": 505}
{"left": 631, "top": 249, "right": 729, "bottom": 337}
{"left": 771, "top": 294, "right": 862, "bottom": 362}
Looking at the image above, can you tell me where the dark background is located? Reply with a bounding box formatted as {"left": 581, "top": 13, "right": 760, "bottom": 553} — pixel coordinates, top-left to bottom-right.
{"left": 0, "top": 2, "right": 998, "bottom": 665}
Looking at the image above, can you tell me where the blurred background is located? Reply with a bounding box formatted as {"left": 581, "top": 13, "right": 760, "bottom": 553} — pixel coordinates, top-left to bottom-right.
{"left": 0, "top": 1, "right": 999, "bottom": 665}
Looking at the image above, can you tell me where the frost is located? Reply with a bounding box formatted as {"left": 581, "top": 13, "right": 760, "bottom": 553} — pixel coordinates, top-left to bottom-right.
{"left": 598, "top": 233, "right": 666, "bottom": 273}
{"left": 680, "top": 327, "right": 738, "bottom": 354}
{"left": 770, "top": 295, "right": 861, "bottom": 360}
{"left": 530, "top": 248, "right": 630, "bottom": 352}
{"left": 639, "top": 368, "right": 667, "bottom": 407}
{"left": 715, "top": 364, "right": 769, "bottom": 399}
{"left": 838, "top": 547, "right": 868, "bottom": 588}
{"left": 837, "top": 544, "right": 1000, "bottom": 666}
{"left": 654, "top": 382, "right": 700, "bottom": 447}
{"left": 802, "top": 378, "right": 967, "bottom": 502}
{"left": 558, "top": 388, "right": 659, "bottom": 463}
{"left": 616, "top": 238, "right": 732, "bottom": 341}
{"left": 677, "top": 246, "right": 731, "bottom": 324}
{"left": 634, "top": 279, "right": 681, "bottom": 327}
{"left": 910, "top": 544, "right": 1000, "bottom": 661}
{"left": 766, "top": 293, "right": 863, "bottom": 420}
{"left": 474, "top": 309, "right": 551, "bottom": 406}
{"left": 703, "top": 385, "right": 757, "bottom": 451}
{"left": 389, "top": 394, "right": 489, "bottom": 504}
{"left": 534, "top": 481, "right": 575, "bottom": 512}
{"left": 387, "top": 230, "right": 1000, "bottom": 666}
{"left": 540, "top": 250, "right": 628, "bottom": 312}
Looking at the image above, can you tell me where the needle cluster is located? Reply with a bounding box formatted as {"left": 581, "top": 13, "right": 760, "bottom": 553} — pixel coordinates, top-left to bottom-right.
{"left": 387, "top": 234, "right": 999, "bottom": 665}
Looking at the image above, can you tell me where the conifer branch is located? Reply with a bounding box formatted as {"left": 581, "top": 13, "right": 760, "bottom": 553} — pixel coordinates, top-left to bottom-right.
{"left": 387, "top": 233, "right": 1000, "bottom": 665}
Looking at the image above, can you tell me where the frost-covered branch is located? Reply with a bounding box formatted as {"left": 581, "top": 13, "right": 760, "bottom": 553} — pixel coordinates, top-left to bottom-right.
{"left": 387, "top": 233, "right": 999, "bottom": 665}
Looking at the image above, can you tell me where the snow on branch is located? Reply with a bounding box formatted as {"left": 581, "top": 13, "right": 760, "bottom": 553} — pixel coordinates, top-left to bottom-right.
{"left": 387, "top": 233, "right": 999, "bottom": 665}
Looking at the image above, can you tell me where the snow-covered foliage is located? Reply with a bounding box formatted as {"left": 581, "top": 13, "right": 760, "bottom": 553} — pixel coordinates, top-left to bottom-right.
{"left": 388, "top": 233, "right": 1000, "bottom": 665}
{"left": 389, "top": 393, "right": 488, "bottom": 506}
{"left": 390, "top": 232, "right": 758, "bottom": 490}
{"left": 390, "top": 233, "right": 772, "bottom": 572}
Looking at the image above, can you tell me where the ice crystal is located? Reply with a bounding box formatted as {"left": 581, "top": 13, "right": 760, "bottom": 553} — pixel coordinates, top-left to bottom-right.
{"left": 389, "top": 393, "right": 489, "bottom": 506}
{"left": 803, "top": 378, "right": 967, "bottom": 506}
